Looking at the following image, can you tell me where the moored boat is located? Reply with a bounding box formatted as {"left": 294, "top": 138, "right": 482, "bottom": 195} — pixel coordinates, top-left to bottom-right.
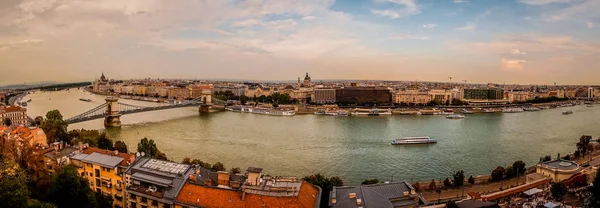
{"left": 79, "top": 98, "right": 92, "bottom": 102}
{"left": 226, "top": 105, "right": 295, "bottom": 116}
{"left": 446, "top": 114, "right": 465, "bottom": 119}
{"left": 461, "top": 109, "right": 473, "bottom": 114}
{"left": 562, "top": 110, "right": 573, "bottom": 115}
{"left": 391, "top": 137, "right": 437, "bottom": 145}
{"left": 523, "top": 107, "right": 541, "bottom": 111}
{"left": 502, "top": 108, "right": 524, "bottom": 113}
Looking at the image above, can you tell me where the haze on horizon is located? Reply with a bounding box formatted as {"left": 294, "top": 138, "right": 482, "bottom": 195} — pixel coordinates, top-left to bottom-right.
{"left": 0, "top": 0, "right": 599, "bottom": 86}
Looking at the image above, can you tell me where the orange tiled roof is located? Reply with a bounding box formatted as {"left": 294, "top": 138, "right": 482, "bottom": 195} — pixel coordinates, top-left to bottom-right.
{"left": 3, "top": 106, "right": 25, "bottom": 112}
{"left": 82, "top": 147, "right": 135, "bottom": 167}
{"left": 10, "top": 126, "right": 32, "bottom": 138}
{"left": 176, "top": 181, "right": 319, "bottom": 208}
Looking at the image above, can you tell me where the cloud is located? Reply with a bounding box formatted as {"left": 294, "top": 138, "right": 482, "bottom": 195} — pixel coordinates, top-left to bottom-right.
{"left": 510, "top": 49, "right": 527, "bottom": 55}
{"left": 518, "top": 0, "right": 574, "bottom": 5}
{"left": 371, "top": 0, "right": 421, "bottom": 19}
{"left": 389, "top": 34, "right": 429, "bottom": 40}
{"left": 422, "top": 24, "right": 437, "bottom": 29}
{"left": 501, "top": 59, "right": 527, "bottom": 70}
{"left": 588, "top": 21, "right": 595, "bottom": 28}
{"left": 453, "top": 0, "right": 468, "bottom": 3}
{"left": 455, "top": 22, "right": 476, "bottom": 30}
{"left": 232, "top": 19, "right": 261, "bottom": 27}
{"left": 303, "top": 16, "right": 316, "bottom": 20}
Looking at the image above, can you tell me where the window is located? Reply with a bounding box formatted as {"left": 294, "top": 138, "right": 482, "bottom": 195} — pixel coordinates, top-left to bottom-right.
{"left": 129, "top": 194, "right": 137, "bottom": 200}
{"left": 95, "top": 169, "right": 100, "bottom": 177}
{"left": 141, "top": 197, "right": 147, "bottom": 203}
{"left": 164, "top": 205, "right": 170, "bottom": 208}
{"left": 141, "top": 206, "right": 147, "bottom": 208}
{"left": 130, "top": 202, "right": 136, "bottom": 208}
{"left": 96, "top": 188, "right": 101, "bottom": 193}
{"left": 96, "top": 179, "right": 100, "bottom": 187}
{"left": 151, "top": 201, "right": 158, "bottom": 206}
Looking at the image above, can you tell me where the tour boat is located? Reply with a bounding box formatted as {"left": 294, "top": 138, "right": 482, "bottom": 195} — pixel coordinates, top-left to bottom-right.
{"left": 502, "top": 108, "right": 524, "bottom": 113}
{"left": 226, "top": 105, "right": 295, "bottom": 116}
{"left": 461, "top": 109, "right": 473, "bottom": 114}
{"left": 523, "top": 107, "right": 541, "bottom": 111}
{"left": 562, "top": 110, "right": 573, "bottom": 115}
{"left": 446, "top": 114, "right": 465, "bottom": 119}
{"left": 351, "top": 108, "right": 392, "bottom": 116}
{"left": 587, "top": 104, "right": 594, "bottom": 107}
{"left": 79, "top": 98, "right": 92, "bottom": 102}
{"left": 327, "top": 110, "right": 349, "bottom": 116}
{"left": 391, "top": 137, "right": 437, "bottom": 145}
{"left": 440, "top": 109, "right": 454, "bottom": 115}
{"left": 483, "top": 108, "right": 495, "bottom": 113}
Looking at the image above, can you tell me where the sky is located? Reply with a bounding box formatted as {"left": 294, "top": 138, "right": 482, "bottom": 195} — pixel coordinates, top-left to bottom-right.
{"left": 0, "top": 0, "right": 599, "bottom": 85}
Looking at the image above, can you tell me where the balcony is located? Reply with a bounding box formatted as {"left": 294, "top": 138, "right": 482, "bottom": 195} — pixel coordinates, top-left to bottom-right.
{"left": 114, "top": 194, "right": 123, "bottom": 201}
{"left": 115, "top": 185, "right": 123, "bottom": 191}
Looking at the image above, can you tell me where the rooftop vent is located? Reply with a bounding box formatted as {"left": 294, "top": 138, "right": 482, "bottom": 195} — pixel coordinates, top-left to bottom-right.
{"left": 349, "top": 193, "right": 356, "bottom": 199}
{"left": 403, "top": 191, "right": 409, "bottom": 196}
{"left": 356, "top": 199, "right": 362, "bottom": 205}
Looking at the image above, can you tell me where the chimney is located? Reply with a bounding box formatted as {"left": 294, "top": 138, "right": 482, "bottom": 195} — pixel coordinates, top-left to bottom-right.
{"left": 217, "top": 171, "right": 230, "bottom": 186}
{"left": 189, "top": 174, "right": 197, "bottom": 183}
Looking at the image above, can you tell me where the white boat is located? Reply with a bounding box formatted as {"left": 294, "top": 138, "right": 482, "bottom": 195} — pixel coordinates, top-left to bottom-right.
{"left": 351, "top": 108, "right": 392, "bottom": 116}
{"left": 446, "top": 114, "right": 465, "bottom": 119}
{"left": 79, "top": 98, "right": 92, "bottom": 102}
{"left": 328, "top": 110, "right": 349, "bottom": 116}
{"left": 523, "top": 107, "right": 541, "bottom": 111}
{"left": 440, "top": 109, "right": 454, "bottom": 115}
{"left": 226, "top": 105, "right": 295, "bottom": 116}
{"left": 587, "top": 105, "right": 594, "bottom": 107}
{"left": 562, "top": 110, "right": 573, "bottom": 115}
{"left": 461, "top": 109, "right": 473, "bottom": 114}
{"left": 483, "top": 108, "right": 495, "bottom": 113}
{"left": 502, "top": 108, "right": 524, "bottom": 113}
{"left": 392, "top": 137, "right": 437, "bottom": 145}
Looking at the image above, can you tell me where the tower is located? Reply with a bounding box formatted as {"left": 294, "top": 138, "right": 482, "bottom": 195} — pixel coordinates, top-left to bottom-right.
{"left": 104, "top": 97, "right": 121, "bottom": 127}
{"left": 297, "top": 77, "right": 301, "bottom": 88}
{"left": 303, "top": 73, "right": 311, "bottom": 87}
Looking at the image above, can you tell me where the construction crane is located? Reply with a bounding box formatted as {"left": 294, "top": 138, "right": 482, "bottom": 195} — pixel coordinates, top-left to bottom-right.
{"left": 448, "top": 77, "right": 454, "bottom": 83}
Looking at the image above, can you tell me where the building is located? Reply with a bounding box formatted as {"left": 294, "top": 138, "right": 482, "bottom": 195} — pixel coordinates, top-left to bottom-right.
{"left": 174, "top": 167, "right": 321, "bottom": 208}
{"left": 428, "top": 89, "right": 452, "bottom": 104}
{"left": 188, "top": 85, "right": 212, "bottom": 99}
{"left": 43, "top": 142, "right": 80, "bottom": 172}
{"left": 93, "top": 73, "right": 110, "bottom": 92}
{"left": 505, "top": 91, "right": 531, "bottom": 103}
{"left": 2, "top": 126, "right": 47, "bottom": 147}
{"left": 329, "top": 181, "right": 420, "bottom": 208}
{"left": 124, "top": 158, "right": 194, "bottom": 208}
{"left": 336, "top": 87, "right": 391, "bottom": 105}
{"left": 463, "top": 88, "right": 504, "bottom": 101}
{"left": 168, "top": 87, "right": 191, "bottom": 100}
{"left": 0, "top": 106, "right": 28, "bottom": 126}
{"left": 394, "top": 90, "right": 431, "bottom": 105}
{"left": 291, "top": 89, "right": 312, "bottom": 103}
{"left": 312, "top": 88, "right": 337, "bottom": 104}
{"left": 70, "top": 147, "right": 136, "bottom": 208}
{"left": 536, "top": 159, "right": 581, "bottom": 183}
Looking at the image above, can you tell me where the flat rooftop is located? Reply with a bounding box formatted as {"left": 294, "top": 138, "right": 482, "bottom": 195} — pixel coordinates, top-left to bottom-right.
{"left": 539, "top": 160, "right": 580, "bottom": 171}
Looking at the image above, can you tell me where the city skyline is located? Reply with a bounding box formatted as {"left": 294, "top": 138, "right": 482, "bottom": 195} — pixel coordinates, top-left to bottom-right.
{"left": 1, "top": 0, "right": 599, "bottom": 85}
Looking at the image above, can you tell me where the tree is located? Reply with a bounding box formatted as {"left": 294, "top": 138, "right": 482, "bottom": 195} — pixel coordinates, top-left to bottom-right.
{"left": 0, "top": 159, "right": 30, "bottom": 208}
{"left": 3, "top": 118, "right": 12, "bottom": 126}
{"left": 491, "top": 166, "right": 505, "bottom": 182}
{"left": 540, "top": 155, "right": 552, "bottom": 162}
{"left": 361, "top": 179, "right": 380, "bottom": 185}
{"left": 550, "top": 183, "right": 567, "bottom": 200}
{"left": 443, "top": 178, "right": 452, "bottom": 188}
{"left": 512, "top": 161, "right": 526, "bottom": 175}
{"left": 48, "top": 166, "right": 93, "bottom": 208}
{"left": 137, "top": 138, "right": 158, "bottom": 158}
{"left": 303, "top": 174, "right": 344, "bottom": 208}
{"left": 412, "top": 183, "right": 421, "bottom": 191}
{"left": 181, "top": 157, "right": 192, "bottom": 164}
{"left": 211, "top": 162, "right": 225, "bottom": 172}
{"left": 562, "top": 155, "right": 571, "bottom": 160}
{"left": 452, "top": 170, "right": 465, "bottom": 187}
{"left": 591, "top": 170, "right": 600, "bottom": 206}
{"left": 446, "top": 200, "right": 460, "bottom": 208}
{"left": 34, "top": 116, "right": 44, "bottom": 126}
{"left": 155, "top": 150, "right": 168, "bottom": 160}
{"left": 28, "top": 199, "right": 57, "bottom": 208}
{"left": 191, "top": 159, "right": 212, "bottom": 169}
{"left": 96, "top": 133, "right": 113, "bottom": 150}
{"left": 505, "top": 166, "right": 516, "bottom": 178}
{"left": 468, "top": 176, "right": 475, "bottom": 185}
{"left": 90, "top": 191, "right": 113, "bottom": 208}
{"left": 114, "top": 141, "right": 128, "bottom": 153}
{"left": 40, "top": 110, "right": 69, "bottom": 143}
{"left": 574, "top": 151, "right": 581, "bottom": 158}
{"left": 577, "top": 135, "right": 592, "bottom": 156}
{"left": 230, "top": 167, "right": 241, "bottom": 174}
{"left": 429, "top": 179, "right": 437, "bottom": 191}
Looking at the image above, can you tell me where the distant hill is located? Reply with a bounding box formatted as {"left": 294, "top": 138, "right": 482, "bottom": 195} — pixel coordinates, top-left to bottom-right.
{"left": 0, "top": 81, "right": 61, "bottom": 90}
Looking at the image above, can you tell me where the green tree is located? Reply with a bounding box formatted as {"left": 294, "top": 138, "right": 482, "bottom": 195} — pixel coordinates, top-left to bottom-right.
{"left": 412, "top": 183, "right": 421, "bottom": 191}
{"left": 114, "top": 141, "right": 128, "bottom": 153}
{"left": 468, "top": 176, "right": 475, "bottom": 185}
{"left": 137, "top": 138, "right": 158, "bottom": 158}
{"left": 155, "top": 150, "right": 168, "bottom": 160}
{"left": 40, "top": 110, "right": 69, "bottom": 143}
{"left": 191, "top": 159, "right": 212, "bottom": 169}
{"left": 429, "top": 179, "right": 437, "bottom": 191}
{"left": 96, "top": 133, "right": 113, "bottom": 150}
{"left": 48, "top": 166, "right": 94, "bottom": 208}
{"left": 505, "top": 166, "right": 516, "bottom": 178}
{"left": 181, "top": 157, "right": 192, "bottom": 164}
{"left": 28, "top": 199, "right": 57, "bottom": 208}
{"left": 361, "top": 179, "right": 380, "bottom": 185}
{"left": 491, "top": 166, "right": 505, "bottom": 182}
{"left": 90, "top": 191, "right": 113, "bottom": 208}
{"left": 230, "top": 167, "right": 241, "bottom": 174}
{"left": 452, "top": 170, "right": 465, "bottom": 187}
{"left": 303, "top": 174, "right": 343, "bottom": 208}
{"left": 550, "top": 183, "right": 567, "bottom": 200}
{"left": 446, "top": 200, "right": 460, "bottom": 208}
{"left": 3, "top": 118, "right": 12, "bottom": 126}
{"left": 34, "top": 116, "right": 44, "bottom": 126}
{"left": 443, "top": 178, "right": 452, "bottom": 188}
{"left": 211, "top": 162, "right": 225, "bottom": 172}
{"left": 512, "top": 161, "right": 526, "bottom": 175}
{"left": 591, "top": 170, "right": 600, "bottom": 206}
{"left": 0, "top": 159, "right": 30, "bottom": 208}
{"left": 577, "top": 135, "right": 592, "bottom": 156}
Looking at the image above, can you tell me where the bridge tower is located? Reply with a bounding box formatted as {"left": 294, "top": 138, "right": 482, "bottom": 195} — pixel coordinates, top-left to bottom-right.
{"left": 104, "top": 97, "right": 121, "bottom": 127}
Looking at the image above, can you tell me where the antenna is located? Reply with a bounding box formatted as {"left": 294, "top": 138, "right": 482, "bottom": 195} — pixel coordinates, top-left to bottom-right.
{"left": 448, "top": 77, "right": 453, "bottom": 83}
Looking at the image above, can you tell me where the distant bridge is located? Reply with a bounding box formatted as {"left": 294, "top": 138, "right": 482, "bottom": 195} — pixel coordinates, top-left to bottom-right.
{"left": 65, "top": 95, "right": 225, "bottom": 126}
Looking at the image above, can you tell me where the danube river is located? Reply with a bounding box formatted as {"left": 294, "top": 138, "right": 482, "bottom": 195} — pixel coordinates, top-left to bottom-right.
{"left": 24, "top": 89, "right": 600, "bottom": 184}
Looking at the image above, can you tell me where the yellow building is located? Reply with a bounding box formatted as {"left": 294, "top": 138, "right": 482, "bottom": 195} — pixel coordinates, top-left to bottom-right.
{"left": 70, "top": 147, "right": 136, "bottom": 208}
{"left": 536, "top": 160, "right": 581, "bottom": 183}
{"left": 394, "top": 90, "right": 431, "bottom": 105}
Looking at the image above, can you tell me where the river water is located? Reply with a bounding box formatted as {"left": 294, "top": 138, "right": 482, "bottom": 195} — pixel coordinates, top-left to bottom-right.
{"left": 23, "top": 89, "right": 600, "bottom": 184}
